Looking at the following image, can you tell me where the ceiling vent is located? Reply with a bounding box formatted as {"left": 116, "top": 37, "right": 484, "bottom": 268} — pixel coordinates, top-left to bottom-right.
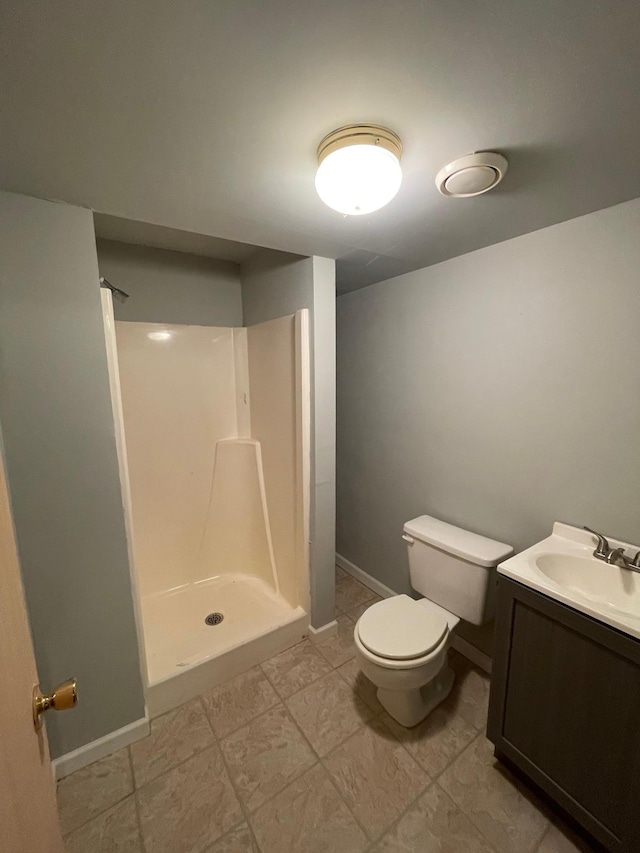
{"left": 435, "top": 152, "right": 508, "bottom": 198}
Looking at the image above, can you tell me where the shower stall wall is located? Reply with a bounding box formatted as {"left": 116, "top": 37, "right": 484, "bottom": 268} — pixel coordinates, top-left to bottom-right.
{"left": 102, "top": 296, "right": 310, "bottom": 716}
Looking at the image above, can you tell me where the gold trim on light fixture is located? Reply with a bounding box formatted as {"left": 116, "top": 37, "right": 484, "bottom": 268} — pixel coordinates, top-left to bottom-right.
{"left": 317, "top": 124, "right": 403, "bottom": 165}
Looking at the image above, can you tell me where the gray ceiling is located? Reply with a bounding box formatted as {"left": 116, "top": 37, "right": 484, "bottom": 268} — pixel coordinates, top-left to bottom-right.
{"left": 1, "top": 1, "right": 640, "bottom": 293}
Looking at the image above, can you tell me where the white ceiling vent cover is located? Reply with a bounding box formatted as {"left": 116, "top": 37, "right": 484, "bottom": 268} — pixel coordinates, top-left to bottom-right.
{"left": 436, "top": 152, "right": 508, "bottom": 197}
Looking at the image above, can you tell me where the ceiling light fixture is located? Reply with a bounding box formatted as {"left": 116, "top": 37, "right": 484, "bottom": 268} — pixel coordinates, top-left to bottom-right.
{"left": 315, "top": 124, "right": 402, "bottom": 215}
{"left": 435, "top": 152, "right": 508, "bottom": 197}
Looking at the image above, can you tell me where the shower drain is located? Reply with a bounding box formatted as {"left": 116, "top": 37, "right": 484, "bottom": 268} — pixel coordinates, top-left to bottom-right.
{"left": 204, "top": 612, "right": 224, "bottom": 626}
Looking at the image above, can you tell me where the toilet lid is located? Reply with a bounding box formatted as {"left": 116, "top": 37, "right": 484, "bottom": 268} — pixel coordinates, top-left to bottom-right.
{"left": 357, "top": 595, "right": 448, "bottom": 660}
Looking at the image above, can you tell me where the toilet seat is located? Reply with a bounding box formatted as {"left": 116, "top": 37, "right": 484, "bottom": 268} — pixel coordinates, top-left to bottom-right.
{"left": 357, "top": 595, "right": 448, "bottom": 661}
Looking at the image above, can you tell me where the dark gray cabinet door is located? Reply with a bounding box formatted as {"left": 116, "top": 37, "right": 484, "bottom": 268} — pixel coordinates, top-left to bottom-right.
{"left": 488, "top": 577, "right": 640, "bottom": 853}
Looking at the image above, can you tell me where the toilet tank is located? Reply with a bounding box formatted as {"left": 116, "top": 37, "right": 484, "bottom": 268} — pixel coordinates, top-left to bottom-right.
{"left": 403, "top": 515, "right": 513, "bottom": 625}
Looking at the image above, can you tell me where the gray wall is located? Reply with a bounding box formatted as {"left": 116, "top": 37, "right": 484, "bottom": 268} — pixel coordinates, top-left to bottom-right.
{"left": 242, "top": 250, "right": 336, "bottom": 629}
{"left": 97, "top": 239, "right": 242, "bottom": 326}
{"left": 242, "top": 251, "right": 314, "bottom": 326}
{"left": 0, "top": 192, "right": 145, "bottom": 757}
{"left": 337, "top": 197, "right": 640, "bottom": 653}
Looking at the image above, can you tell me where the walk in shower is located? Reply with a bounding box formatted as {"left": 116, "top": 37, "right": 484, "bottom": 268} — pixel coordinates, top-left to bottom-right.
{"left": 102, "top": 293, "right": 310, "bottom": 715}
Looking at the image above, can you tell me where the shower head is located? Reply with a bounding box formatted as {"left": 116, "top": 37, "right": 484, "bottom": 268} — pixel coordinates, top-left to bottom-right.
{"left": 100, "top": 277, "right": 130, "bottom": 303}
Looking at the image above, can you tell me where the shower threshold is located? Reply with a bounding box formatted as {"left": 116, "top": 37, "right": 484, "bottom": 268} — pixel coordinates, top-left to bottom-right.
{"left": 140, "top": 573, "right": 307, "bottom": 717}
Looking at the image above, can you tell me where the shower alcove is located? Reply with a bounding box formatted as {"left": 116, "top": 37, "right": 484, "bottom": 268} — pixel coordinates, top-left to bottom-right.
{"left": 102, "top": 295, "right": 310, "bottom": 716}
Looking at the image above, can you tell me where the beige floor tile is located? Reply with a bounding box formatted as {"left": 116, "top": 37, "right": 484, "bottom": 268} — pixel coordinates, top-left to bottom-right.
{"left": 375, "top": 783, "right": 495, "bottom": 852}
{"left": 57, "top": 748, "right": 133, "bottom": 835}
{"left": 380, "top": 700, "right": 478, "bottom": 777}
{"left": 206, "top": 822, "right": 259, "bottom": 852}
{"left": 337, "top": 657, "right": 385, "bottom": 714}
{"left": 219, "top": 705, "right": 316, "bottom": 812}
{"left": 137, "top": 744, "right": 242, "bottom": 853}
{"left": 315, "top": 614, "right": 358, "bottom": 667}
{"left": 250, "top": 763, "right": 368, "bottom": 853}
{"left": 285, "top": 670, "right": 373, "bottom": 756}
{"left": 130, "top": 698, "right": 214, "bottom": 787}
{"left": 446, "top": 653, "right": 491, "bottom": 731}
{"left": 347, "top": 595, "right": 383, "bottom": 622}
{"left": 260, "top": 640, "right": 332, "bottom": 698}
{"left": 202, "top": 666, "right": 281, "bottom": 738}
{"left": 536, "top": 821, "right": 598, "bottom": 853}
{"left": 63, "top": 796, "right": 142, "bottom": 853}
{"left": 335, "top": 574, "right": 377, "bottom": 613}
{"left": 336, "top": 565, "right": 349, "bottom": 582}
{"left": 439, "top": 733, "right": 549, "bottom": 853}
{"left": 324, "top": 716, "right": 431, "bottom": 841}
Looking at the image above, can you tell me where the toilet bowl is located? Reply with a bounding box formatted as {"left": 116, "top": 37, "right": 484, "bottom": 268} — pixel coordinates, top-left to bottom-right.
{"left": 354, "top": 595, "right": 459, "bottom": 727}
{"left": 353, "top": 515, "right": 513, "bottom": 728}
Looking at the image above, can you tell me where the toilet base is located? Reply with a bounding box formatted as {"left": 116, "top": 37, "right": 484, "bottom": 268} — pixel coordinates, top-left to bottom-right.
{"left": 377, "top": 662, "right": 455, "bottom": 728}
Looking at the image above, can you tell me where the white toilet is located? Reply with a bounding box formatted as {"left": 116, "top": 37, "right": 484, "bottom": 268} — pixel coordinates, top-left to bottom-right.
{"left": 353, "top": 515, "right": 513, "bottom": 728}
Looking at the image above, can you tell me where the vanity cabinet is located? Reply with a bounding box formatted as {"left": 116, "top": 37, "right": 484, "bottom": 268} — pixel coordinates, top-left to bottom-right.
{"left": 488, "top": 576, "right": 640, "bottom": 852}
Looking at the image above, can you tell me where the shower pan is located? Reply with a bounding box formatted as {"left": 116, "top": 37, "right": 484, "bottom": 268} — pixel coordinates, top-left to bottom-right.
{"left": 101, "top": 292, "right": 310, "bottom": 716}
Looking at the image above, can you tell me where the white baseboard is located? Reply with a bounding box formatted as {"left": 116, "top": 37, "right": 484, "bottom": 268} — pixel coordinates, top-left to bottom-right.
{"left": 450, "top": 635, "right": 492, "bottom": 674}
{"left": 335, "top": 553, "right": 396, "bottom": 600}
{"left": 308, "top": 619, "right": 338, "bottom": 643}
{"left": 52, "top": 716, "right": 150, "bottom": 781}
{"left": 335, "top": 552, "right": 492, "bottom": 673}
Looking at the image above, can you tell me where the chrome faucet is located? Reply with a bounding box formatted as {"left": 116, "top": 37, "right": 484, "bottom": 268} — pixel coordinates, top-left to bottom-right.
{"left": 583, "top": 526, "right": 640, "bottom": 573}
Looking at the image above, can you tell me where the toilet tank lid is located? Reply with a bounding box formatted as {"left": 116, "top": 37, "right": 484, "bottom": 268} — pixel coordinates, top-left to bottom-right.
{"left": 403, "top": 515, "right": 513, "bottom": 567}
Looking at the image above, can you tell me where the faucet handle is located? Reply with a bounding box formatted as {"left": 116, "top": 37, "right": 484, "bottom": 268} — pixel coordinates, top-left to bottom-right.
{"left": 583, "top": 526, "right": 610, "bottom": 558}
{"left": 631, "top": 550, "right": 640, "bottom": 568}
{"left": 606, "top": 547, "right": 626, "bottom": 565}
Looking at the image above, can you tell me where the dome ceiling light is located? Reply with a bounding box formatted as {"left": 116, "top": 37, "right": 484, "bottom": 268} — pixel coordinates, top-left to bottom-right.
{"left": 435, "top": 152, "right": 508, "bottom": 197}
{"left": 315, "top": 124, "right": 402, "bottom": 215}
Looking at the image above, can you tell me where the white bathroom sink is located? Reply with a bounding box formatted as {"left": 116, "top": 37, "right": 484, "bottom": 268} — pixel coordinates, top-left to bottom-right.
{"left": 498, "top": 523, "right": 640, "bottom": 638}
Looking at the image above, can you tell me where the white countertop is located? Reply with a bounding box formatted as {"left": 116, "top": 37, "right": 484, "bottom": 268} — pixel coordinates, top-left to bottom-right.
{"left": 498, "top": 522, "right": 640, "bottom": 640}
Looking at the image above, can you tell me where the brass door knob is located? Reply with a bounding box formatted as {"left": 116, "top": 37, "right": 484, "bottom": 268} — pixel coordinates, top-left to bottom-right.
{"left": 33, "top": 678, "right": 77, "bottom": 731}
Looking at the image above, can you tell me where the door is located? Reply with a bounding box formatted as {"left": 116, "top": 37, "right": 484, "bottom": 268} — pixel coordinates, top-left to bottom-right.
{"left": 0, "top": 445, "right": 64, "bottom": 852}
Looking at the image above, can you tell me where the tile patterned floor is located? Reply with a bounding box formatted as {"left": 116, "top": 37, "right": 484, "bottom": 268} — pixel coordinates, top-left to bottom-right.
{"left": 57, "top": 568, "right": 599, "bottom": 852}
